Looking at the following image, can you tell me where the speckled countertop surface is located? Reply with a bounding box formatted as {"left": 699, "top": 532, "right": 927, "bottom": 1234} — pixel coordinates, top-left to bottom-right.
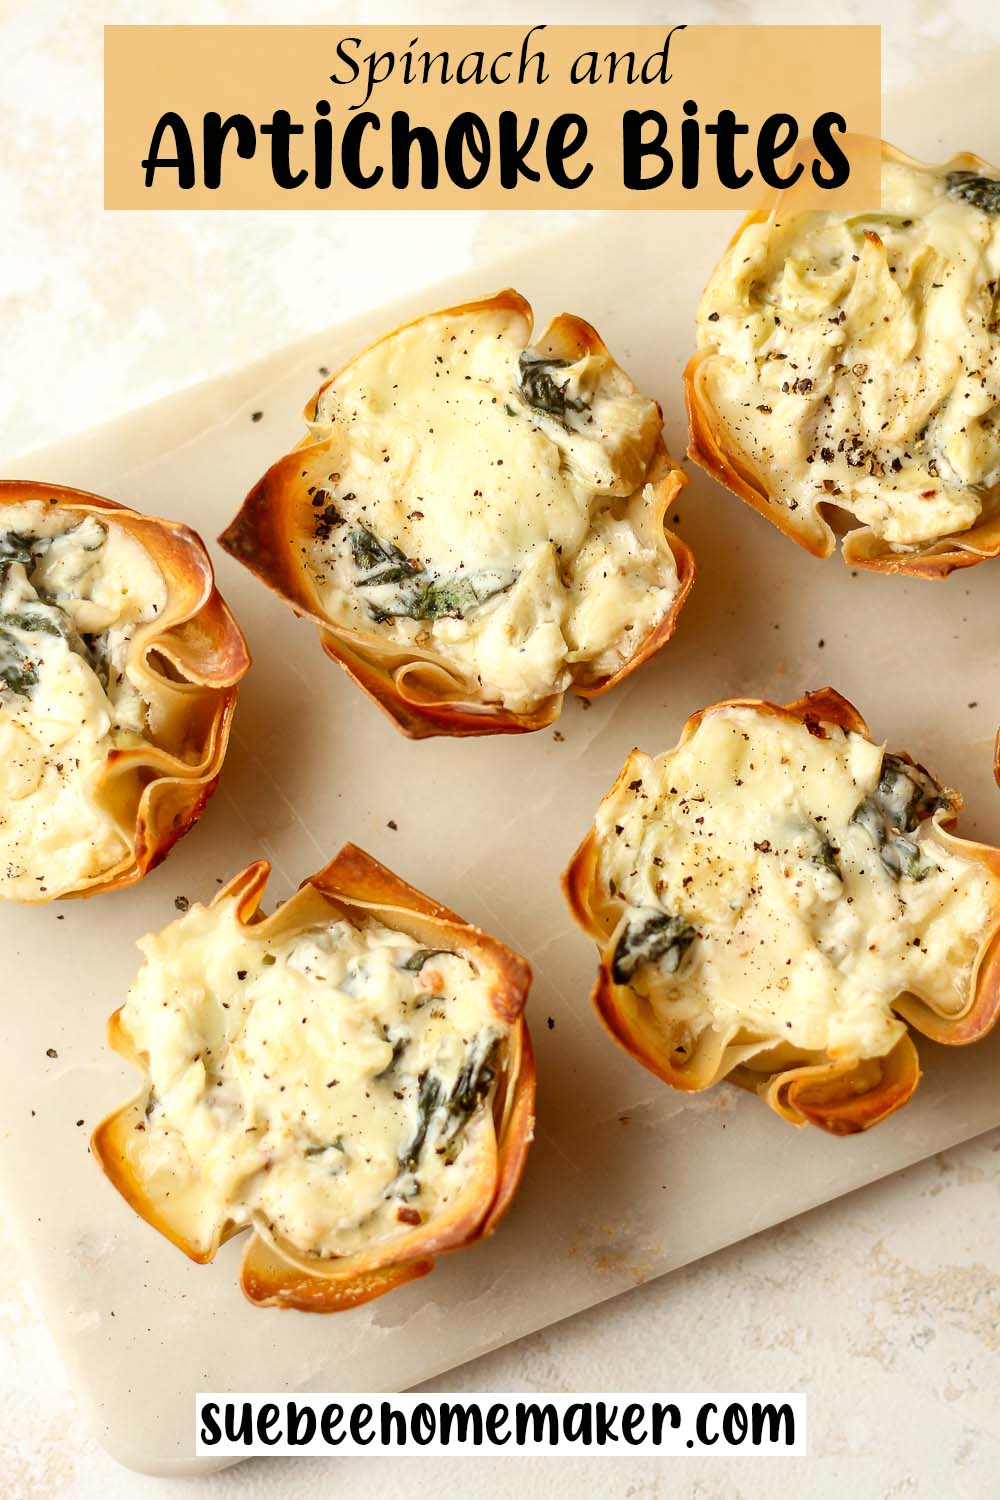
{"left": 4, "top": 2, "right": 1000, "bottom": 1496}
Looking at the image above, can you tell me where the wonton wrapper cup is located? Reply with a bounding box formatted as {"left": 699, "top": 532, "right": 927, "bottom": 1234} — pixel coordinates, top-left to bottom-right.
{"left": 220, "top": 289, "right": 694, "bottom": 739}
{"left": 0, "top": 482, "right": 250, "bottom": 901}
{"left": 564, "top": 688, "right": 1000, "bottom": 1135}
{"left": 92, "top": 843, "right": 535, "bottom": 1312}
{"left": 685, "top": 144, "right": 1000, "bottom": 578}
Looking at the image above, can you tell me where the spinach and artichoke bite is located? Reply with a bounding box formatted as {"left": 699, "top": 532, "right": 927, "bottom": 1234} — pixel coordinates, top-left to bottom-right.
{"left": 91, "top": 844, "right": 534, "bottom": 1311}
{"left": 0, "top": 482, "right": 249, "bottom": 902}
{"left": 220, "top": 289, "right": 694, "bottom": 737}
{"left": 686, "top": 145, "right": 1000, "bottom": 576}
{"left": 564, "top": 689, "right": 1000, "bottom": 1135}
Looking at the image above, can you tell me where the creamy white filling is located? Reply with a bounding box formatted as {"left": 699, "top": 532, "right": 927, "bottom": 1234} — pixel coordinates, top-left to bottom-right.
{"left": 596, "top": 708, "right": 994, "bottom": 1059}
{"left": 0, "top": 502, "right": 166, "bottom": 899}
{"left": 121, "top": 895, "right": 508, "bottom": 1261}
{"left": 696, "top": 157, "right": 1000, "bottom": 549}
{"left": 303, "top": 306, "right": 679, "bottom": 712}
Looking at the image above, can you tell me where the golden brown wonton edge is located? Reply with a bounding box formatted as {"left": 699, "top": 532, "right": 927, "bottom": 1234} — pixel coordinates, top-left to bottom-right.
{"left": 219, "top": 289, "right": 695, "bottom": 739}
{"left": 0, "top": 481, "right": 250, "bottom": 901}
{"left": 563, "top": 687, "right": 1000, "bottom": 1134}
{"left": 92, "top": 842, "right": 535, "bottom": 1311}
{"left": 684, "top": 144, "right": 1000, "bottom": 578}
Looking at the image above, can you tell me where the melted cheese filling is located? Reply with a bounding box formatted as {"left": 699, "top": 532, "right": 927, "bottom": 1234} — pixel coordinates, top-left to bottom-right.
{"left": 597, "top": 708, "right": 995, "bottom": 1059}
{"left": 0, "top": 502, "right": 166, "bottom": 900}
{"left": 303, "top": 306, "right": 679, "bottom": 712}
{"left": 695, "top": 157, "right": 1000, "bottom": 549}
{"left": 121, "top": 894, "right": 508, "bottom": 1261}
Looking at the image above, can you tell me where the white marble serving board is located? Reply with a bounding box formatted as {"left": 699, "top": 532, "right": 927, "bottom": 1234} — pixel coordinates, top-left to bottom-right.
{"left": 4, "top": 50, "right": 1000, "bottom": 1479}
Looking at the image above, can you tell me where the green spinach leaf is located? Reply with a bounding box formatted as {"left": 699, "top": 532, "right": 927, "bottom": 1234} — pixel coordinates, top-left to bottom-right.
{"left": 0, "top": 532, "right": 38, "bottom": 572}
{"left": 851, "top": 753, "right": 950, "bottom": 881}
{"left": 350, "top": 526, "right": 516, "bottom": 624}
{"left": 351, "top": 525, "right": 415, "bottom": 576}
{"left": 612, "top": 908, "right": 696, "bottom": 984}
{"left": 517, "top": 352, "right": 590, "bottom": 425}
{"left": 947, "top": 170, "right": 1000, "bottom": 215}
{"left": 399, "top": 948, "right": 452, "bottom": 973}
{"left": 397, "top": 1034, "right": 500, "bottom": 1173}
{"left": 369, "top": 569, "right": 516, "bottom": 623}
{"left": 398, "top": 1071, "right": 443, "bottom": 1173}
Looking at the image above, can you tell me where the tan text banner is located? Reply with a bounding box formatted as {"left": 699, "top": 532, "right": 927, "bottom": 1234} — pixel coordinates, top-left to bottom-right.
{"left": 104, "top": 25, "right": 881, "bottom": 209}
